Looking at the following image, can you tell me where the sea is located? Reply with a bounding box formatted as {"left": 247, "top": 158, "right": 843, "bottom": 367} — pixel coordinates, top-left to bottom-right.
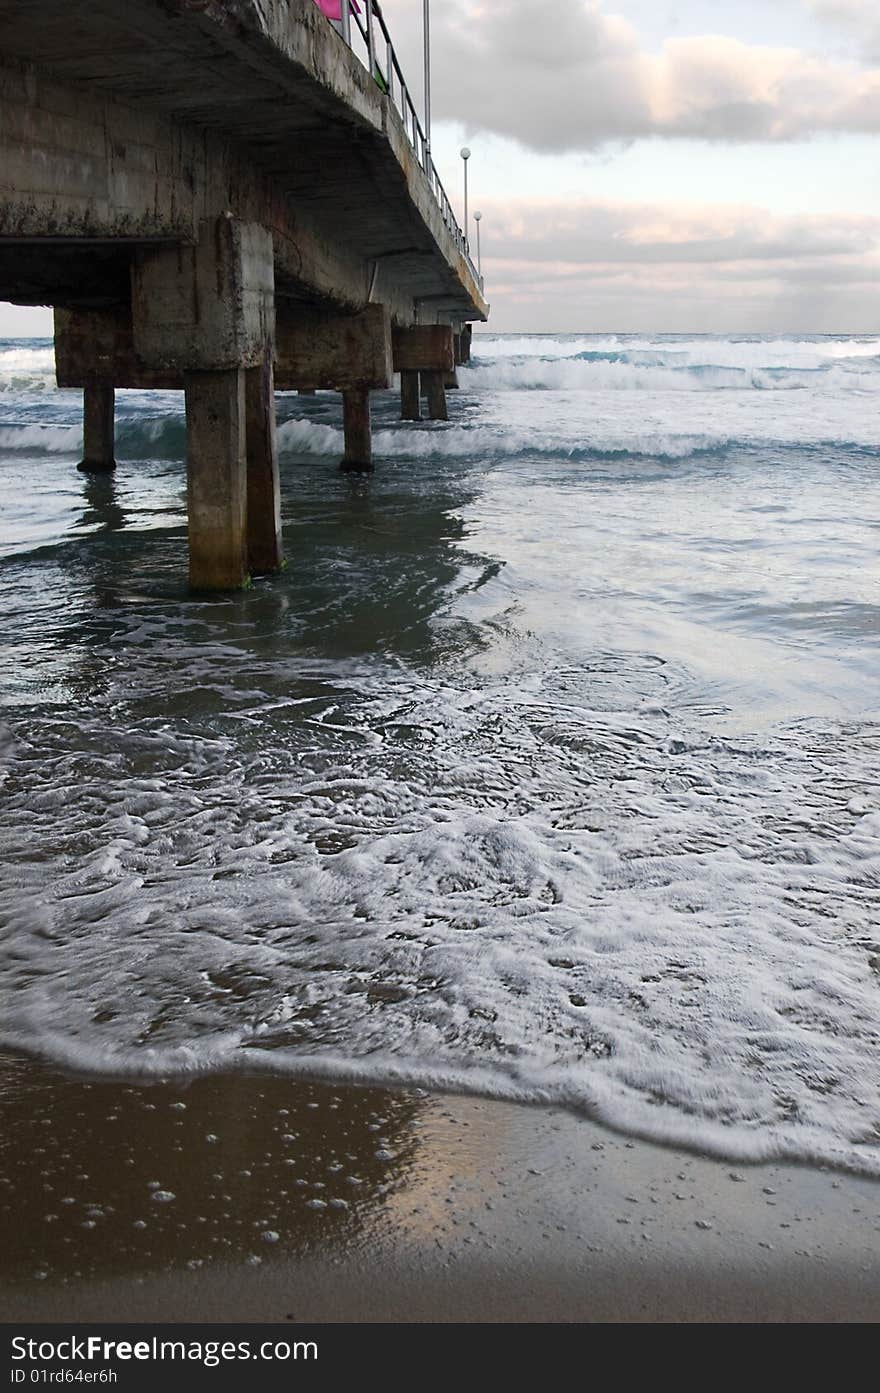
{"left": 1, "top": 331, "right": 879, "bottom": 1176}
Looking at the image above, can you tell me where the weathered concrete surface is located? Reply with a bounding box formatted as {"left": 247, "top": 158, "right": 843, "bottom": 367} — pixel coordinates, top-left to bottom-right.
{"left": 400, "top": 369, "right": 421, "bottom": 421}
{"left": 275, "top": 303, "right": 392, "bottom": 390}
{"left": 184, "top": 368, "right": 248, "bottom": 590}
{"left": 422, "top": 370, "right": 448, "bottom": 422}
{"left": 78, "top": 382, "right": 115, "bottom": 473}
{"left": 0, "top": 0, "right": 487, "bottom": 326}
{"left": 56, "top": 299, "right": 393, "bottom": 393}
{"left": 392, "top": 325, "right": 454, "bottom": 373}
{"left": 341, "top": 385, "right": 372, "bottom": 472}
{"left": 245, "top": 361, "right": 283, "bottom": 574}
{"left": 133, "top": 218, "right": 275, "bottom": 372}
{"left": 55, "top": 306, "right": 179, "bottom": 389}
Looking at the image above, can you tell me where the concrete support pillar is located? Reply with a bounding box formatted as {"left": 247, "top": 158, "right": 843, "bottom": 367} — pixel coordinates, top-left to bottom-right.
{"left": 393, "top": 326, "right": 454, "bottom": 423}
{"left": 133, "top": 217, "right": 276, "bottom": 589}
{"left": 400, "top": 369, "right": 421, "bottom": 420}
{"left": 341, "top": 386, "right": 372, "bottom": 472}
{"left": 422, "top": 370, "right": 448, "bottom": 422}
{"left": 245, "top": 361, "right": 283, "bottom": 575}
{"left": 78, "top": 381, "right": 116, "bottom": 473}
{"left": 444, "top": 367, "right": 460, "bottom": 390}
{"left": 184, "top": 369, "right": 248, "bottom": 590}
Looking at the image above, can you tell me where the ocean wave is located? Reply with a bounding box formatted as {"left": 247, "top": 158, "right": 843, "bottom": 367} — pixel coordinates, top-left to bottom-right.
{"left": 277, "top": 416, "right": 741, "bottom": 461}
{"left": 473, "top": 333, "right": 880, "bottom": 371}
{"left": 0, "top": 344, "right": 57, "bottom": 393}
{"left": 0, "top": 416, "right": 186, "bottom": 459}
{"left": 276, "top": 416, "right": 873, "bottom": 463}
{"left": 0, "top": 423, "right": 82, "bottom": 453}
{"left": 0, "top": 413, "right": 868, "bottom": 465}
{"left": 461, "top": 357, "right": 880, "bottom": 394}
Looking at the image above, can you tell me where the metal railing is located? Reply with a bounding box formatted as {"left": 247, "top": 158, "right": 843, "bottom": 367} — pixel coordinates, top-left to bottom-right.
{"left": 327, "top": 0, "right": 484, "bottom": 295}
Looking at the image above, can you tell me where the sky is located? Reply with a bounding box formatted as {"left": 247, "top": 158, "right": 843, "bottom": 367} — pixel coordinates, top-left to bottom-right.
{"left": 3, "top": 0, "right": 880, "bottom": 334}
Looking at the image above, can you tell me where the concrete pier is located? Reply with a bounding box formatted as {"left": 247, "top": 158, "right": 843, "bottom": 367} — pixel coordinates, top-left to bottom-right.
{"left": 393, "top": 327, "right": 454, "bottom": 423}
{"left": 1, "top": 0, "right": 488, "bottom": 588}
{"left": 78, "top": 383, "right": 116, "bottom": 474}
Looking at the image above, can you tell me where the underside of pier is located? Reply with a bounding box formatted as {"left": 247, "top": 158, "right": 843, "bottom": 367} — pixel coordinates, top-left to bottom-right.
{"left": 0, "top": 0, "right": 488, "bottom": 587}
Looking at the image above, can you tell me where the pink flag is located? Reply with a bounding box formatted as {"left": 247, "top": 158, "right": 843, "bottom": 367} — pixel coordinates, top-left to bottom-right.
{"left": 313, "top": 0, "right": 361, "bottom": 18}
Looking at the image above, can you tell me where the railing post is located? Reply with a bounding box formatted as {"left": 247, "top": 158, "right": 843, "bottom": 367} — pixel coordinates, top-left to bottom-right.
{"left": 386, "top": 37, "right": 393, "bottom": 100}
{"left": 340, "top": 0, "right": 351, "bottom": 46}
{"left": 366, "top": 0, "right": 376, "bottom": 80}
{"left": 423, "top": 0, "right": 431, "bottom": 151}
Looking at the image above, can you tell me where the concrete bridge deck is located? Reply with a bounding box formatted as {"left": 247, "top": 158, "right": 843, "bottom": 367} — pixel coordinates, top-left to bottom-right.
{"left": 0, "top": 0, "right": 488, "bottom": 587}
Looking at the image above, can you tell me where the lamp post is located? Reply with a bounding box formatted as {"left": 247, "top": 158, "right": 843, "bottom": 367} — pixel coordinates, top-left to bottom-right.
{"left": 473, "top": 210, "right": 482, "bottom": 275}
{"left": 460, "top": 146, "right": 470, "bottom": 249}
{"left": 423, "top": 0, "right": 431, "bottom": 150}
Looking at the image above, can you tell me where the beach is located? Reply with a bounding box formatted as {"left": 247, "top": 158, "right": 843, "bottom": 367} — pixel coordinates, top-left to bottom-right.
{"left": 2, "top": 331, "right": 880, "bottom": 1324}
{"left": 1, "top": 1049, "right": 878, "bottom": 1324}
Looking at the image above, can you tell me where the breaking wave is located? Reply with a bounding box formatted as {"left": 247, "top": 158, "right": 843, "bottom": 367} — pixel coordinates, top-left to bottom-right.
{"left": 473, "top": 332, "right": 880, "bottom": 368}
{"left": 0, "top": 412, "right": 873, "bottom": 465}
{"left": 0, "top": 343, "right": 56, "bottom": 392}
{"left": 461, "top": 356, "right": 880, "bottom": 394}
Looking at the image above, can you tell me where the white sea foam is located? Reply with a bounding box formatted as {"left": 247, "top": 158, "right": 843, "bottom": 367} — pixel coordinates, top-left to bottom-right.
{"left": 473, "top": 332, "right": 880, "bottom": 371}
{"left": 0, "top": 423, "right": 82, "bottom": 453}
{"left": 1, "top": 666, "right": 879, "bottom": 1174}
{"left": 0, "top": 344, "right": 56, "bottom": 391}
{"left": 277, "top": 415, "right": 740, "bottom": 461}
{"left": 2, "top": 331, "right": 880, "bottom": 1177}
{"left": 461, "top": 357, "right": 880, "bottom": 394}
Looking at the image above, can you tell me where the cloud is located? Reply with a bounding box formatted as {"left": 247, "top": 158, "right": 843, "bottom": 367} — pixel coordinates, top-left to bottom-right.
{"left": 481, "top": 198, "right": 880, "bottom": 263}
{"left": 803, "top": 0, "right": 880, "bottom": 60}
{"left": 395, "top": 0, "right": 880, "bottom": 151}
{"left": 470, "top": 195, "right": 880, "bottom": 329}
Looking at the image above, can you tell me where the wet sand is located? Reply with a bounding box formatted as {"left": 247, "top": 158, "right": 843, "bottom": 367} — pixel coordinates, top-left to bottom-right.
{"left": 1, "top": 1049, "right": 878, "bottom": 1323}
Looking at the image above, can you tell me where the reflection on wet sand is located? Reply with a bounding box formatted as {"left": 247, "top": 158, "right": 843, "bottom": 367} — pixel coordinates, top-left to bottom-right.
{"left": 0, "top": 1051, "right": 423, "bottom": 1286}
